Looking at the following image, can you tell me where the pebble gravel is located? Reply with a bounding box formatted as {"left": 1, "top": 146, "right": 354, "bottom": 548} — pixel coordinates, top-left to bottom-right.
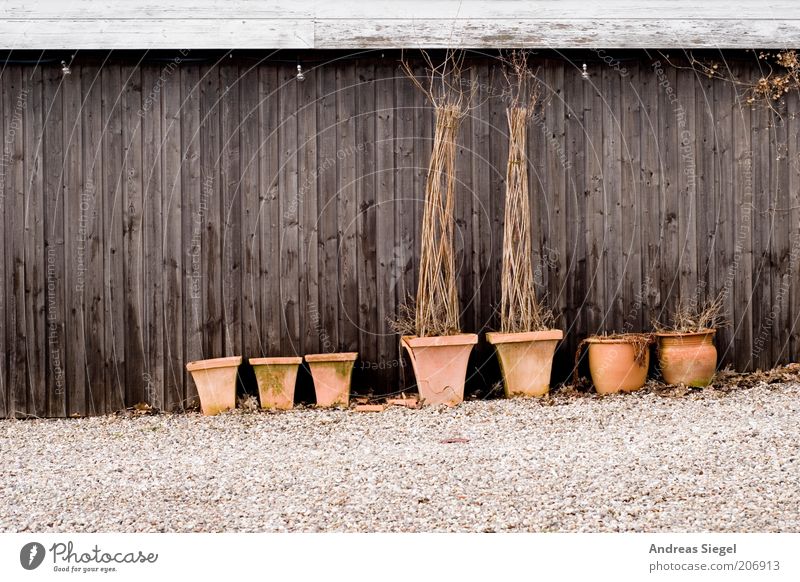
{"left": 1, "top": 383, "right": 798, "bottom": 532}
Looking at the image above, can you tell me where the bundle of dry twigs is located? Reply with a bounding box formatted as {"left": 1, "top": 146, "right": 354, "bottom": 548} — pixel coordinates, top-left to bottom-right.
{"left": 500, "top": 52, "right": 552, "bottom": 333}
{"left": 399, "top": 50, "right": 476, "bottom": 337}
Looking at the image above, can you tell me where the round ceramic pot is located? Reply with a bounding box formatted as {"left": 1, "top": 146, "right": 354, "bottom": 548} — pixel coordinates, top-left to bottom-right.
{"left": 656, "top": 330, "right": 717, "bottom": 387}
{"left": 586, "top": 336, "right": 650, "bottom": 394}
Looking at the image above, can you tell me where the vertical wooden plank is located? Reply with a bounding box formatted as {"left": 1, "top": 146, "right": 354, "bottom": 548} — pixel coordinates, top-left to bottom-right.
{"left": 337, "top": 64, "right": 359, "bottom": 355}
{"left": 258, "top": 65, "right": 281, "bottom": 356}
{"left": 659, "top": 64, "right": 680, "bottom": 327}
{"left": 732, "top": 63, "right": 754, "bottom": 371}
{"left": 455, "top": 64, "right": 474, "bottom": 333}
{"left": 489, "top": 62, "right": 507, "bottom": 332}
{"left": 620, "top": 61, "right": 642, "bottom": 332}
{"left": 182, "top": 64, "right": 203, "bottom": 407}
{"left": 375, "top": 62, "right": 396, "bottom": 382}
{"left": 787, "top": 92, "right": 800, "bottom": 361}
{"left": 771, "top": 108, "right": 790, "bottom": 364}
{"left": 468, "top": 64, "right": 487, "bottom": 336}
{"left": 43, "top": 64, "right": 68, "bottom": 417}
{"left": 298, "top": 62, "right": 319, "bottom": 355}
{"left": 161, "top": 62, "right": 185, "bottom": 411}
{"left": 564, "top": 62, "right": 587, "bottom": 350}
{"left": 140, "top": 64, "right": 164, "bottom": 409}
{"left": 220, "top": 62, "right": 242, "bottom": 357}
{"left": 639, "top": 58, "right": 662, "bottom": 330}
{"left": 602, "top": 63, "right": 623, "bottom": 331}
{"left": 279, "top": 65, "right": 300, "bottom": 354}
{"left": 677, "top": 67, "right": 698, "bottom": 309}
{"left": 713, "top": 64, "right": 736, "bottom": 367}
{"left": 316, "top": 64, "right": 338, "bottom": 355}
{"left": 394, "top": 60, "right": 417, "bottom": 330}
{"left": 101, "top": 65, "right": 127, "bottom": 412}
{"left": 584, "top": 66, "right": 605, "bottom": 334}
{"left": 122, "top": 64, "right": 145, "bottom": 407}
{"left": 544, "top": 61, "right": 568, "bottom": 332}
{"left": 81, "top": 64, "right": 106, "bottom": 415}
{"left": 239, "top": 64, "right": 261, "bottom": 358}
{"left": 0, "top": 68, "right": 6, "bottom": 418}
{"left": 751, "top": 98, "right": 772, "bottom": 369}
{"left": 696, "top": 67, "right": 715, "bottom": 314}
{"left": 4, "top": 67, "right": 29, "bottom": 416}
{"left": 198, "top": 63, "right": 221, "bottom": 361}
{"left": 23, "top": 65, "right": 46, "bottom": 417}
{"left": 355, "top": 61, "right": 377, "bottom": 384}
{"left": 63, "top": 63, "right": 86, "bottom": 415}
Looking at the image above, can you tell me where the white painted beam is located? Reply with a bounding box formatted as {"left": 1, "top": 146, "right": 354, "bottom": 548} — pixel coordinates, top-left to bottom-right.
{"left": 1, "top": 0, "right": 799, "bottom": 49}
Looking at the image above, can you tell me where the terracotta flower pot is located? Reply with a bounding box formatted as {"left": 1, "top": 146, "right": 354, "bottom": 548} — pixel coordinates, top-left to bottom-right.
{"left": 656, "top": 329, "right": 717, "bottom": 387}
{"left": 486, "top": 329, "right": 563, "bottom": 397}
{"left": 185, "top": 356, "right": 242, "bottom": 415}
{"left": 586, "top": 336, "right": 651, "bottom": 395}
{"left": 401, "top": 334, "right": 478, "bottom": 406}
{"left": 305, "top": 352, "right": 358, "bottom": 408}
{"left": 249, "top": 357, "right": 303, "bottom": 410}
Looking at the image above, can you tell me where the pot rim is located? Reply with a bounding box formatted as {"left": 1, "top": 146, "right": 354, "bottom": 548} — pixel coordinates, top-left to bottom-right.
{"left": 655, "top": 328, "right": 717, "bottom": 337}
{"left": 401, "top": 333, "right": 479, "bottom": 348}
{"left": 304, "top": 352, "right": 359, "bottom": 363}
{"left": 486, "top": 329, "right": 563, "bottom": 344}
{"left": 249, "top": 356, "right": 303, "bottom": 366}
{"left": 584, "top": 334, "right": 653, "bottom": 345}
{"left": 186, "top": 355, "right": 243, "bottom": 372}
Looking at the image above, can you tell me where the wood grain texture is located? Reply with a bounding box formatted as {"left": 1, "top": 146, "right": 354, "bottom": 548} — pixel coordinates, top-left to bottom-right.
{"left": 0, "top": 52, "right": 798, "bottom": 416}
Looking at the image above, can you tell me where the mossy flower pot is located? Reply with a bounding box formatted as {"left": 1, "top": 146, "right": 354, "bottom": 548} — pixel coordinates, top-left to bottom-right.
{"left": 486, "top": 329, "right": 563, "bottom": 398}
{"left": 185, "top": 356, "right": 242, "bottom": 415}
{"left": 249, "top": 356, "right": 303, "bottom": 410}
{"left": 656, "top": 329, "right": 717, "bottom": 387}
{"left": 305, "top": 352, "right": 358, "bottom": 408}
{"left": 401, "top": 334, "right": 478, "bottom": 406}
{"left": 586, "top": 335, "right": 651, "bottom": 395}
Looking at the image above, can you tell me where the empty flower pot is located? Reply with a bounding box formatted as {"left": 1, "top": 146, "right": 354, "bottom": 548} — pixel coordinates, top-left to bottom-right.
{"left": 401, "top": 334, "right": 478, "bottom": 406}
{"left": 249, "top": 356, "right": 303, "bottom": 410}
{"left": 185, "top": 356, "right": 242, "bottom": 415}
{"left": 586, "top": 336, "right": 651, "bottom": 395}
{"left": 305, "top": 352, "right": 358, "bottom": 408}
{"left": 486, "top": 329, "right": 563, "bottom": 397}
{"left": 656, "top": 330, "right": 717, "bottom": 387}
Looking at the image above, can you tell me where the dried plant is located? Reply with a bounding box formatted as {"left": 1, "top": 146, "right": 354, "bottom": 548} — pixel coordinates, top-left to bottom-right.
{"left": 654, "top": 291, "right": 727, "bottom": 333}
{"left": 400, "top": 50, "right": 476, "bottom": 337}
{"left": 499, "top": 51, "right": 551, "bottom": 333}
{"left": 671, "top": 50, "right": 800, "bottom": 113}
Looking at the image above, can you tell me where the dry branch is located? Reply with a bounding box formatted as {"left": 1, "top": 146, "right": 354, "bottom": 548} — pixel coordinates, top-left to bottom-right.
{"left": 499, "top": 51, "right": 552, "bottom": 333}
{"left": 399, "top": 51, "right": 474, "bottom": 337}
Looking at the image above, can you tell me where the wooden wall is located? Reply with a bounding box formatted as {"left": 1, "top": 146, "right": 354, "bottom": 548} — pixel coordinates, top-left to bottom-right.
{"left": 1, "top": 51, "right": 799, "bottom": 417}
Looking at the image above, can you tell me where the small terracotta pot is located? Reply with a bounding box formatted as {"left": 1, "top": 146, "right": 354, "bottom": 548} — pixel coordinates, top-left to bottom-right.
{"left": 185, "top": 356, "right": 242, "bottom": 415}
{"left": 586, "top": 336, "right": 650, "bottom": 394}
{"left": 656, "top": 330, "right": 717, "bottom": 387}
{"left": 249, "top": 357, "right": 303, "bottom": 410}
{"left": 486, "top": 329, "right": 563, "bottom": 397}
{"left": 305, "top": 352, "right": 358, "bottom": 408}
{"left": 401, "top": 334, "right": 478, "bottom": 406}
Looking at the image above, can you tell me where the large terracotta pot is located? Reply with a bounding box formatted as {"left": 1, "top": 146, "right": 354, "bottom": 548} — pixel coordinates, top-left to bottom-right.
{"left": 249, "top": 356, "right": 303, "bottom": 410}
{"left": 185, "top": 356, "right": 242, "bottom": 415}
{"left": 486, "top": 329, "right": 563, "bottom": 397}
{"left": 401, "top": 334, "right": 478, "bottom": 406}
{"left": 586, "top": 336, "right": 651, "bottom": 395}
{"left": 305, "top": 352, "right": 358, "bottom": 408}
{"left": 656, "top": 330, "right": 717, "bottom": 387}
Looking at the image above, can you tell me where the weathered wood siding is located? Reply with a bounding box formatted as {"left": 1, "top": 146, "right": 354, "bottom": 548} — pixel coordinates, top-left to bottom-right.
{"left": 1, "top": 51, "right": 798, "bottom": 417}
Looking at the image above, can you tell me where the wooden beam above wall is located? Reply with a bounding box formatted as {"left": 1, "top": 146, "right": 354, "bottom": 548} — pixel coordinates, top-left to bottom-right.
{"left": 2, "top": 1, "right": 800, "bottom": 49}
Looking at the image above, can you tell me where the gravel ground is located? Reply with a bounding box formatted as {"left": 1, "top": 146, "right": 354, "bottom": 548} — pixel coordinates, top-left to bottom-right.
{"left": 1, "top": 383, "right": 798, "bottom": 532}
